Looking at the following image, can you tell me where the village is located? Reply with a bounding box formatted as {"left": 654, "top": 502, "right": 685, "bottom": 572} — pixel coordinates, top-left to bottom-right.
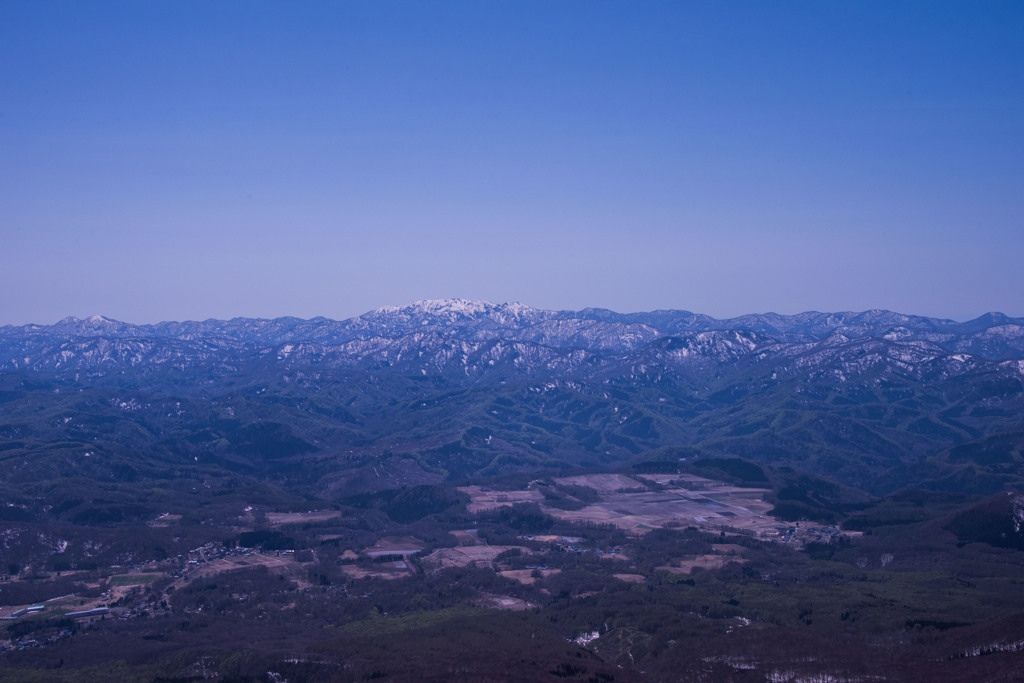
{"left": 1, "top": 472, "right": 852, "bottom": 654}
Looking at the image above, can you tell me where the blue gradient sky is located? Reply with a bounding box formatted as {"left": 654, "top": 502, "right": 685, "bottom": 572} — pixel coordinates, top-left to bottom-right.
{"left": 2, "top": 2, "right": 1022, "bottom": 324}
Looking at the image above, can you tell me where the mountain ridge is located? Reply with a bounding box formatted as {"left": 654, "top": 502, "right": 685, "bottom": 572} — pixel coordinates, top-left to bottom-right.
{"left": 1, "top": 299, "right": 1022, "bottom": 501}
{"left": 5, "top": 300, "right": 1024, "bottom": 359}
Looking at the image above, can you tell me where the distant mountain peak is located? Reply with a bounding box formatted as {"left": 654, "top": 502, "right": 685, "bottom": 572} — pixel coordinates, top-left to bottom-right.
{"left": 56, "top": 314, "right": 121, "bottom": 328}
{"left": 412, "top": 298, "right": 498, "bottom": 315}
{"left": 374, "top": 298, "right": 495, "bottom": 315}
{"left": 370, "top": 298, "right": 542, "bottom": 320}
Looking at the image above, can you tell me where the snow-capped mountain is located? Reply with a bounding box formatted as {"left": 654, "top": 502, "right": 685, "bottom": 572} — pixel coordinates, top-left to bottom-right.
{"left": 1, "top": 302, "right": 1023, "bottom": 390}
{"left": 1, "top": 300, "right": 1023, "bottom": 498}
{"left": 5, "top": 299, "right": 1023, "bottom": 363}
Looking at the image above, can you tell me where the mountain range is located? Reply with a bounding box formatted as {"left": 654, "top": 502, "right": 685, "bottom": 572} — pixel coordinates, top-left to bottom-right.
{"left": 5, "top": 299, "right": 1024, "bottom": 362}
{"left": 1, "top": 299, "right": 1022, "bottom": 509}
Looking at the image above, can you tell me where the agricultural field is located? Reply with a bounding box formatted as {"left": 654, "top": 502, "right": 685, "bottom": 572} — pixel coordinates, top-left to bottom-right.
{"left": 463, "top": 473, "right": 788, "bottom": 538}
{"left": 458, "top": 485, "right": 545, "bottom": 513}
{"left": 422, "top": 545, "right": 529, "bottom": 570}
{"left": 264, "top": 511, "right": 344, "bottom": 526}
{"left": 4, "top": 466, "right": 1024, "bottom": 682}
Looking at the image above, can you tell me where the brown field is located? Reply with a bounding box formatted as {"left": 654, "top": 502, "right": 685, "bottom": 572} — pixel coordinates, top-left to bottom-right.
{"left": 458, "top": 485, "right": 545, "bottom": 513}
{"left": 613, "top": 573, "right": 646, "bottom": 584}
{"left": 543, "top": 475, "right": 776, "bottom": 535}
{"left": 602, "top": 552, "right": 631, "bottom": 561}
{"left": 121, "top": 552, "right": 308, "bottom": 596}
{"left": 553, "top": 473, "right": 645, "bottom": 493}
{"left": 264, "top": 511, "right": 343, "bottom": 526}
{"left": 362, "top": 536, "right": 424, "bottom": 557}
{"left": 340, "top": 561, "right": 414, "bottom": 581}
{"left": 462, "top": 474, "right": 779, "bottom": 536}
{"left": 529, "top": 535, "right": 569, "bottom": 543}
{"left": 189, "top": 552, "right": 296, "bottom": 580}
{"left": 479, "top": 594, "right": 533, "bottom": 610}
{"left": 657, "top": 554, "right": 749, "bottom": 574}
{"left": 635, "top": 473, "right": 720, "bottom": 488}
{"left": 499, "top": 568, "right": 562, "bottom": 585}
{"left": 422, "top": 545, "right": 529, "bottom": 569}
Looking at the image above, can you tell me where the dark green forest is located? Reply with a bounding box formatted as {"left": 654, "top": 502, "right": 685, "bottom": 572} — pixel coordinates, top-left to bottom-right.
{"left": 2, "top": 310, "right": 1024, "bottom": 680}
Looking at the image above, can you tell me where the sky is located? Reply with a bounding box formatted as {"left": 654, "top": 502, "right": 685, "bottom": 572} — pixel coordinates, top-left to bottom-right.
{"left": 2, "top": 1, "right": 1022, "bottom": 324}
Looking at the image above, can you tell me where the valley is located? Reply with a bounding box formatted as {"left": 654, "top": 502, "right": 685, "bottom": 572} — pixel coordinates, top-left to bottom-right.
{"left": 3, "top": 462, "right": 1024, "bottom": 682}
{"left": 1, "top": 301, "right": 1023, "bottom": 681}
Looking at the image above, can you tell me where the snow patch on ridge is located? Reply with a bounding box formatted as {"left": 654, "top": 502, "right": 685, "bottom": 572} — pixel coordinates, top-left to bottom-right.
{"left": 1011, "top": 492, "right": 1024, "bottom": 534}
{"left": 374, "top": 298, "right": 498, "bottom": 317}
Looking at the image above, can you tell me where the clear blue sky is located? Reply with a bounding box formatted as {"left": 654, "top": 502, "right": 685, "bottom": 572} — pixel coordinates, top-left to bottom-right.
{"left": 2, "top": 1, "right": 1022, "bottom": 324}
